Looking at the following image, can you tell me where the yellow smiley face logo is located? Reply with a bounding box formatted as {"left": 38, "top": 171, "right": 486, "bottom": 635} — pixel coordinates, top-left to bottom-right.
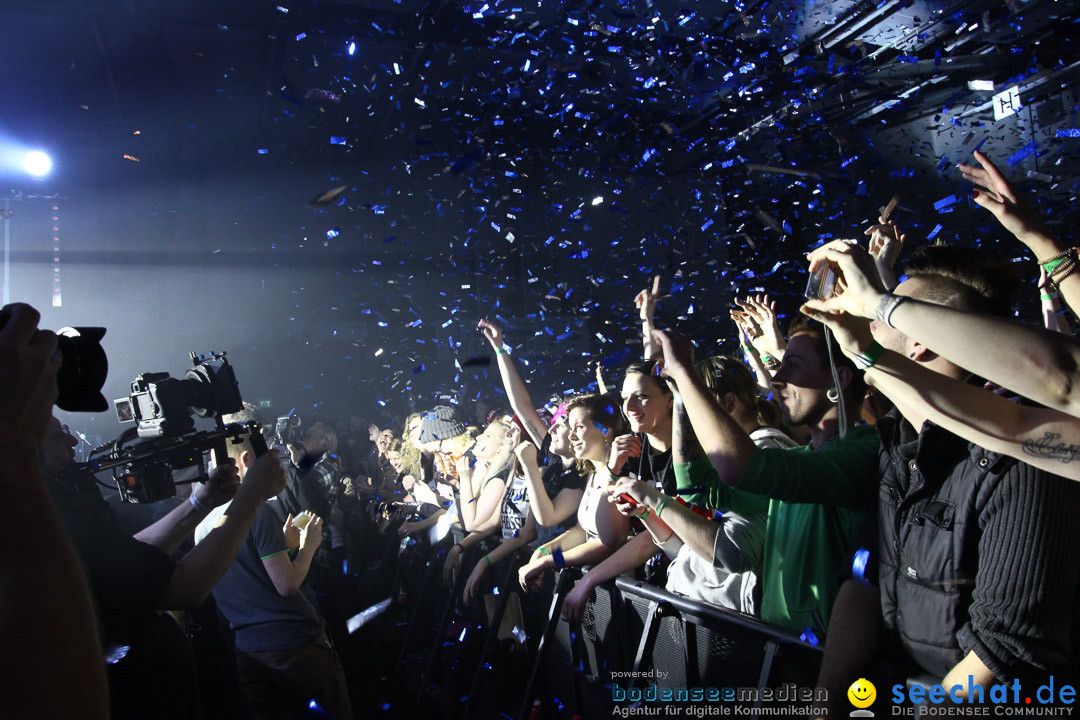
{"left": 848, "top": 678, "right": 876, "bottom": 709}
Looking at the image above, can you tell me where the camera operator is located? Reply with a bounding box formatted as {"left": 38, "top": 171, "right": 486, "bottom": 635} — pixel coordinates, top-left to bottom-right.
{"left": 42, "top": 411, "right": 286, "bottom": 719}
{"left": 0, "top": 303, "right": 108, "bottom": 718}
{"left": 276, "top": 423, "right": 344, "bottom": 587}
{"left": 194, "top": 406, "right": 352, "bottom": 720}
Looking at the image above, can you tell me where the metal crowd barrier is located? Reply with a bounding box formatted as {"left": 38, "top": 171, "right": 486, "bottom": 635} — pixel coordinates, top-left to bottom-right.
{"left": 388, "top": 549, "right": 826, "bottom": 719}
{"left": 516, "top": 570, "right": 825, "bottom": 719}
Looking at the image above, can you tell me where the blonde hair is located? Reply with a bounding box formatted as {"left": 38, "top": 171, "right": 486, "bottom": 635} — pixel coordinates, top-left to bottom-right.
{"left": 401, "top": 412, "right": 425, "bottom": 479}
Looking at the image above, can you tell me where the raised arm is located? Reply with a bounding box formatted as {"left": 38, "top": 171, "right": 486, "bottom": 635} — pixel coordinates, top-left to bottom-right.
{"left": 865, "top": 217, "right": 905, "bottom": 292}
{"left": 734, "top": 294, "right": 787, "bottom": 362}
{"left": 478, "top": 318, "right": 548, "bottom": 446}
{"left": 133, "top": 461, "right": 240, "bottom": 555}
{"left": 0, "top": 303, "right": 108, "bottom": 718}
{"left": 959, "top": 151, "right": 1080, "bottom": 319}
{"left": 805, "top": 239, "right": 1080, "bottom": 420}
{"left": 671, "top": 390, "right": 705, "bottom": 465}
{"left": 635, "top": 275, "right": 662, "bottom": 359}
{"left": 513, "top": 442, "right": 583, "bottom": 527}
{"left": 652, "top": 329, "right": 759, "bottom": 485}
{"left": 457, "top": 461, "right": 509, "bottom": 532}
{"left": 159, "top": 451, "right": 286, "bottom": 609}
{"left": 1038, "top": 267, "right": 1072, "bottom": 335}
{"left": 799, "top": 305, "right": 1080, "bottom": 481}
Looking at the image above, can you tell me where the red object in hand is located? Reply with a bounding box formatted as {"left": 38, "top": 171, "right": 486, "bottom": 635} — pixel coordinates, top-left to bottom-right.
{"left": 618, "top": 493, "right": 639, "bottom": 507}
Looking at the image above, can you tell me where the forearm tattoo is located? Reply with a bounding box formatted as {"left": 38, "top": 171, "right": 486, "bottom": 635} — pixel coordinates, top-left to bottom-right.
{"left": 673, "top": 396, "right": 706, "bottom": 463}
{"left": 1022, "top": 432, "right": 1080, "bottom": 464}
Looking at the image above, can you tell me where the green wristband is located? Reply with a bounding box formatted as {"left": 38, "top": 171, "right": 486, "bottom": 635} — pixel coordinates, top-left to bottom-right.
{"left": 539, "top": 547, "right": 550, "bottom": 556}
{"left": 853, "top": 341, "right": 886, "bottom": 370}
{"left": 495, "top": 347, "right": 506, "bottom": 355}
{"left": 483, "top": 554, "right": 492, "bottom": 567}
{"left": 1041, "top": 293, "right": 1059, "bottom": 301}
{"left": 1043, "top": 257, "right": 1068, "bottom": 274}
{"left": 656, "top": 496, "right": 672, "bottom": 519}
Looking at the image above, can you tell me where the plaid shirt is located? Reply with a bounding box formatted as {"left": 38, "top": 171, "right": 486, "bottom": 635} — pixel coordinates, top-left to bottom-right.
{"left": 284, "top": 452, "right": 342, "bottom": 569}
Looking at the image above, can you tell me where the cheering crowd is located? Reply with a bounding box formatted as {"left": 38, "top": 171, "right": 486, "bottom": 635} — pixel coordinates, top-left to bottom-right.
{"left": 8, "top": 150, "right": 1080, "bottom": 719}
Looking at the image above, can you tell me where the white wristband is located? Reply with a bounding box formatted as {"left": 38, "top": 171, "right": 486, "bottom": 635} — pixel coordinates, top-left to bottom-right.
{"left": 875, "top": 294, "right": 907, "bottom": 329}
{"left": 189, "top": 493, "right": 210, "bottom": 513}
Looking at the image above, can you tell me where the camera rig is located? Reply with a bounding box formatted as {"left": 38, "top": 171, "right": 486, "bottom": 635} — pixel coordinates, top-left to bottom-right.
{"left": 83, "top": 351, "right": 267, "bottom": 503}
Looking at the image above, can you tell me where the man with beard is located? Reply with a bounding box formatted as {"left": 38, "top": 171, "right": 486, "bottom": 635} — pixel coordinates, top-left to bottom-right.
{"left": 651, "top": 320, "right": 877, "bottom": 636}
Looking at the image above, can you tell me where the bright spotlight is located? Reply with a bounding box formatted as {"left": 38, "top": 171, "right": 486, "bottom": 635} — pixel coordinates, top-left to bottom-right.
{"left": 24, "top": 151, "right": 51, "bottom": 177}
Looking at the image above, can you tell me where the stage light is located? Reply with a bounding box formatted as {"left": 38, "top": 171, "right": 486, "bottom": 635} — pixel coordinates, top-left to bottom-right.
{"left": 24, "top": 151, "right": 51, "bottom": 177}
{"left": 347, "top": 41, "right": 356, "bottom": 56}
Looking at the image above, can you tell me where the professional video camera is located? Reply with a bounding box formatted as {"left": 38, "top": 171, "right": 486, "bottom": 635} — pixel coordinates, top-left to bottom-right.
{"left": 86, "top": 351, "right": 267, "bottom": 503}
{"left": 273, "top": 411, "right": 303, "bottom": 446}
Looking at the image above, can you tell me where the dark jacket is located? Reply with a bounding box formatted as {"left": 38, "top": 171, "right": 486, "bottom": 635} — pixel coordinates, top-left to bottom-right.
{"left": 876, "top": 410, "right": 1080, "bottom": 684}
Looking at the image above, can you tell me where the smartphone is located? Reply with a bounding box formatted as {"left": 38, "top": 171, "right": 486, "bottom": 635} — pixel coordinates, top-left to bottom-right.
{"left": 805, "top": 262, "right": 838, "bottom": 300}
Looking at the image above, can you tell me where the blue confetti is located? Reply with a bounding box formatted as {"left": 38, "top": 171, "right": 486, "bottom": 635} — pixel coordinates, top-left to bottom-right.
{"left": 933, "top": 195, "right": 958, "bottom": 211}
{"left": 1007, "top": 140, "right": 1037, "bottom": 167}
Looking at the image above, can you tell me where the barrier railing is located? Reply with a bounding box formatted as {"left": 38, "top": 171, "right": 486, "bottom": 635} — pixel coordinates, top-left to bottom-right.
{"left": 516, "top": 569, "right": 825, "bottom": 719}
{"left": 389, "top": 548, "right": 825, "bottom": 719}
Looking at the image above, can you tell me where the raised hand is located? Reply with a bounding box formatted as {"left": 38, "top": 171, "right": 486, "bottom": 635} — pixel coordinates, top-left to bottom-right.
{"left": 196, "top": 460, "right": 241, "bottom": 508}
{"left": 243, "top": 450, "right": 287, "bottom": 501}
{"left": 0, "top": 303, "right": 60, "bottom": 444}
{"left": 958, "top": 151, "right": 1050, "bottom": 245}
{"left": 514, "top": 441, "right": 538, "bottom": 465}
{"left": 798, "top": 303, "right": 876, "bottom": 361}
{"left": 650, "top": 329, "right": 697, "bottom": 385}
{"left": 634, "top": 275, "right": 662, "bottom": 322}
{"left": 734, "top": 294, "right": 786, "bottom": 359}
{"left": 865, "top": 218, "right": 906, "bottom": 291}
{"left": 803, "top": 240, "right": 888, "bottom": 320}
{"left": 477, "top": 318, "right": 505, "bottom": 351}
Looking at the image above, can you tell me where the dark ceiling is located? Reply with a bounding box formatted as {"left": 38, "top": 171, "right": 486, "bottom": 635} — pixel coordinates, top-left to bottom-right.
{"left": 0, "top": 0, "right": 1078, "bottom": 434}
